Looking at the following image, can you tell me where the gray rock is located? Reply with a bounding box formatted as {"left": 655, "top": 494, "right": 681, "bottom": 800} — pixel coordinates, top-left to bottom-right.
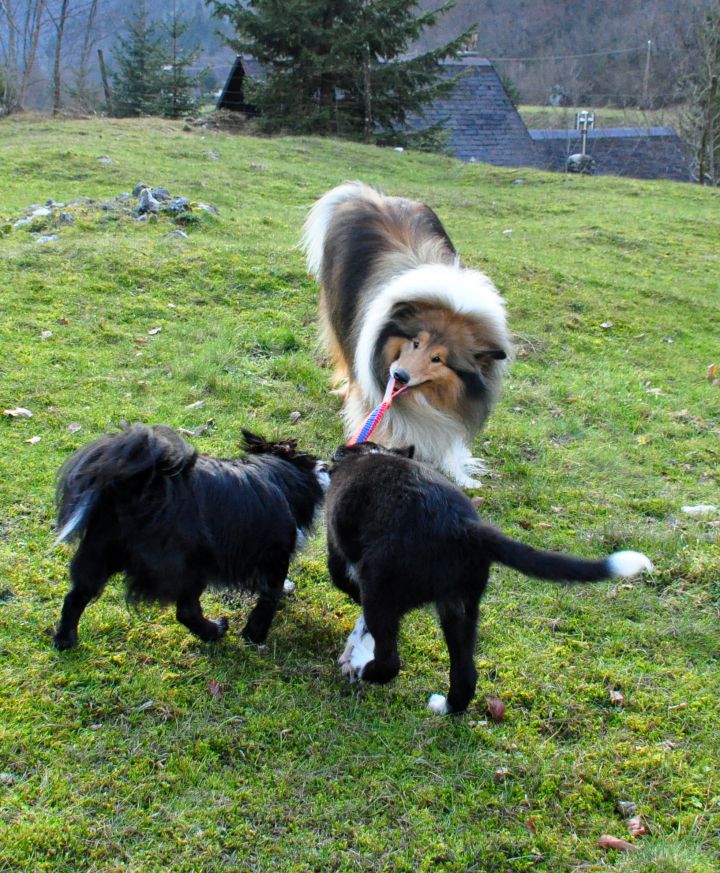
{"left": 132, "top": 182, "right": 148, "bottom": 197}
{"left": 197, "top": 202, "right": 219, "bottom": 214}
{"left": 137, "top": 188, "right": 160, "bottom": 215}
{"left": 31, "top": 206, "right": 53, "bottom": 218}
{"left": 59, "top": 212, "right": 74, "bottom": 224}
{"left": 161, "top": 197, "right": 191, "bottom": 215}
{"left": 36, "top": 234, "right": 59, "bottom": 244}
{"left": 13, "top": 218, "right": 32, "bottom": 228}
{"left": 151, "top": 187, "right": 172, "bottom": 201}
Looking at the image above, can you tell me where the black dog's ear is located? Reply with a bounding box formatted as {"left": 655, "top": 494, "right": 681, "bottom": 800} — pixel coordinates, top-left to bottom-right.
{"left": 474, "top": 348, "right": 507, "bottom": 361}
{"left": 391, "top": 445, "right": 415, "bottom": 459}
{"left": 242, "top": 429, "right": 270, "bottom": 452}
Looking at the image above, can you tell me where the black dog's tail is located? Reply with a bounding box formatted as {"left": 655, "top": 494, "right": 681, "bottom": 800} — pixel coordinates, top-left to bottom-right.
{"left": 55, "top": 424, "right": 197, "bottom": 543}
{"left": 478, "top": 523, "right": 652, "bottom": 583}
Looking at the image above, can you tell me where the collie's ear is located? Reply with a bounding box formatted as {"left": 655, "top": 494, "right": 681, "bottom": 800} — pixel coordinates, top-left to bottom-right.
{"left": 390, "top": 302, "right": 417, "bottom": 323}
{"left": 391, "top": 445, "right": 415, "bottom": 459}
{"left": 474, "top": 348, "right": 507, "bottom": 362}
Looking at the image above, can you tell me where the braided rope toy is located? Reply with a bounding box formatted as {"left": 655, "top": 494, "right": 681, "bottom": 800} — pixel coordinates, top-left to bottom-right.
{"left": 346, "top": 374, "right": 409, "bottom": 446}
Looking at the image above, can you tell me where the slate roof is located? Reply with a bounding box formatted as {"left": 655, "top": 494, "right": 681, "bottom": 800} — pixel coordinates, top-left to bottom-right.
{"left": 216, "top": 55, "right": 691, "bottom": 181}
{"left": 530, "top": 127, "right": 692, "bottom": 181}
{"left": 415, "top": 56, "right": 538, "bottom": 168}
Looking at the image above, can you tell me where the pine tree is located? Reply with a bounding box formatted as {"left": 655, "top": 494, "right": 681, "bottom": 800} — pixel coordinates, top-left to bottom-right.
{"left": 207, "top": 0, "right": 473, "bottom": 147}
{"left": 160, "top": 1, "right": 203, "bottom": 118}
{"left": 111, "top": 1, "right": 168, "bottom": 117}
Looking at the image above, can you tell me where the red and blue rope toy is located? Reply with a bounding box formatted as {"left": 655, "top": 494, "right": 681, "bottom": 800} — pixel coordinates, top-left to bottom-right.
{"left": 346, "top": 374, "right": 408, "bottom": 446}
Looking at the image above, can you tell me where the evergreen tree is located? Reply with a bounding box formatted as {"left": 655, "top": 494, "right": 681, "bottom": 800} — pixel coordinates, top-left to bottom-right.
{"left": 111, "top": 2, "right": 168, "bottom": 117}
{"left": 160, "top": 1, "right": 204, "bottom": 118}
{"left": 206, "top": 0, "right": 473, "bottom": 147}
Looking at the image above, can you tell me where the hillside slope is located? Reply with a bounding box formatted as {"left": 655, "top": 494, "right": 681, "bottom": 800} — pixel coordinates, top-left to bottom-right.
{"left": 0, "top": 116, "right": 718, "bottom": 872}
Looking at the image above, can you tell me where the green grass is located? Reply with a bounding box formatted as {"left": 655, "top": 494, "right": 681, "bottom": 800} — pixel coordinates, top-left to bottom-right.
{"left": 0, "top": 114, "right": 719, "bottom": 872}
{"left": 519, "top": 105, "right": 683, "bottom": 130}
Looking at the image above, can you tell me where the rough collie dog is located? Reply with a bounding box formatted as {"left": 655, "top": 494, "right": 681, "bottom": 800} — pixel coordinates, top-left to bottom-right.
{"left": 302, "top": 181, "right": 511, "bottom": 486}
{"left": 53, "top": 425, "right": 328, "bottom": 650}
{"left": 326, "top": 442, "right": 652, "bottom": 714}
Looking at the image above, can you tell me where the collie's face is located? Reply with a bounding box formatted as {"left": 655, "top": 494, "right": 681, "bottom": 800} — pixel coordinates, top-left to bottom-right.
{"left": 380, "top": 307, "right": 507, "bottom": 412}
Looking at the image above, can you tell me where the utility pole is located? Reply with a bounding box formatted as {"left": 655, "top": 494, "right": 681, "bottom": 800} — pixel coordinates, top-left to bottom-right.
{"left": 642, "top": 40, "right": 652, "bottom": 108}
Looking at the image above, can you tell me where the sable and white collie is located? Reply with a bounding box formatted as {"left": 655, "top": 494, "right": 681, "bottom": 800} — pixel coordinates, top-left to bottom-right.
{"left": 326, "top": 442, "right": 653, "bottom": 714}
{"left": 302, "top": 181, "right": 511, "bottom": 486}
{"left": 53, "top": 425, "right": 328, "bottom": 650}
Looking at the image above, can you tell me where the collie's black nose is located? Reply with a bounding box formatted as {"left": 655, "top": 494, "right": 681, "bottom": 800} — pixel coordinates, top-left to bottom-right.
{"left": 393, "top": 368, "right": 411, "bottom": 385}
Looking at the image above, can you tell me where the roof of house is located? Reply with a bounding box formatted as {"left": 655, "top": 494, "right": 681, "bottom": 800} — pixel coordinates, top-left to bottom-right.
{"left": 216, "top": 55, "right": 692, "bottom": 181}
{"left": 530, "top": 127, "right": 692, "bottom": 181}
{"left": 414, "top": 55, "right": 538, "bottom": 168}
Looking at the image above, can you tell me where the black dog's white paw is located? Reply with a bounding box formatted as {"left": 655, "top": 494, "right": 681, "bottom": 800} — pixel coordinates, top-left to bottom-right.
{"left": 339, "top": 614, "right": 375, "bottom": 682}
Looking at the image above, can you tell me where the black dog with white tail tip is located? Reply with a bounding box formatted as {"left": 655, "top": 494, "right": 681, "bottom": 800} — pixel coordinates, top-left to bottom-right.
{"left": 54, "top": 425, "right": 328, "bottom": 650}
{"left": 326, "top": 442, "right": 652, "bottom": 714}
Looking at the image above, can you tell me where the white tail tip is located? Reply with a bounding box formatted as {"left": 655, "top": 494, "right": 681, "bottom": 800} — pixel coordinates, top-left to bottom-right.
{"left": 607, "top": 550, "right": 654, "bottom": 578}
{"left": 428, "top": 693, "right": 449, "bottom": 714}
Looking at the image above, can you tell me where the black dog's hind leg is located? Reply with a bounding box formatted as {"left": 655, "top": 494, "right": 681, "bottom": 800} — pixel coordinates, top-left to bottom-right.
{"left": 176, "top": 585, "right": 229, "bottom": 642}
{"left": 327, "top": 545, "right": 361, "bottom": 604}
{"left": 242, "top": 553, "right": 291, "bottom": 644}
{"left": 354, "top": 599, "right": 401, "bottom": 685}
{"left": 54, "top": 539, "right": 117, "bottom": 650}
{"left": 432, "top": 596, "right": 480, "bottom": 714}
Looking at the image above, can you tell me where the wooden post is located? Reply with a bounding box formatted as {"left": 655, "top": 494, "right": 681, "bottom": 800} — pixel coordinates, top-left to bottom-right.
{"left": 97, "top": 48, "right": 113, "bottom": 115}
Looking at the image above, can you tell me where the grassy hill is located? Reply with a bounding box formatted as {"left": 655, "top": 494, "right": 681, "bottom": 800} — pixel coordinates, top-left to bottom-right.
{"left": 0, "top": 115, "right": 718, "bottom": 872}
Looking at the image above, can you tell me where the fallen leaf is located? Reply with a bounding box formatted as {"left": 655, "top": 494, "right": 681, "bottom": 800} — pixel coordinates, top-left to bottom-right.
{"left": 40, "top": 329, "right": 53, "bottom": 339}
{"left": 470, "top": 496, "right": 484, "bottom": 508}
{"left": 148, "top": 326, "right": 162, "bottom": 335}
{"left": 486, "top": 695, "right": 506, "bottom": 722}
{"left": 627, "top": 815, "right": 647, "bottom": 837}
{"left": 134, "top": 337, "right": 149, "bottom": 345}
{"left": 57, "top": 317, "right": 69, "bottom": 325}
{"left": 518, "top": 519, "right": 533, "bottom": 530}
{"left": 208, "top": 679, "right": 223, "bottom": 699}
{"left": 67, "top": 422, "right": 82, "bottom": 434}
{"left": 25, "top": 436, "right": 41, "bottom": 445}
{"left": 136, "top": 700, "right": 154, "bottom": 712}
{"left": 525, "top": 817, "right": 538, "bottom": 834}
{"left": 600, "top": 321, "right": 614, "bottom": 329}
{"left": 598, "top": 834, "right": 638, "bottom": 852}
{"left": 185, "top": 400, "right": 205, "bottom": 410}
{"left": 289, "top": 411, "right": 302, "bottom": 423}
{"left": 667, "top": 701, "right": 689, "bottom": 711}
{"left": 707, "top": 363, "right": 717, "bottom": 382}
{"left": 493, "top": 767, "right": 511, "bottom": 781}
{"left": 609, "top": 689, "right": 625, "bottom": 706}
{"left": 660, "top": 739, "right": 680, "bottom": 751}
{"left": 2, "top": 407, "right": 33, "bottom": 418}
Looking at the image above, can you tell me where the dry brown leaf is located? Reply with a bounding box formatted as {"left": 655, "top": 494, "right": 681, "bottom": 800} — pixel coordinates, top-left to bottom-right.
{"left": 609, "top": 689, "right": 625, "bottom": 706}
{"left": 486, "top": 695, "right": 506, "bottom": 722}
{"left": 598, "top": 834, "right": 638, "bottom": 852}
{"left": 707, "top": 363, "right": 718, "bottom": 382}
{"left": 289, "top": 411, "right": 302, "bottom": 423}
{"left": 185, "top": 400, "right": 205, "bottom": 410}
{"left": 493, "top": 767, "right": 511, "bottom": 782}
{"left": 25, "top": 436, "right": 41, "bottom": 445}
{"left": 208, "top": 679, "right": 223, "bottom": 699}
{"left": 67, "top": 422, "right": 82, "bottom": 434}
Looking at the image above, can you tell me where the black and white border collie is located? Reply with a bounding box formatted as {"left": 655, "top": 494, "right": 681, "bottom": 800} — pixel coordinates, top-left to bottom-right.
{"left": 53, "top": 425, "right": 328, "bottom": 650}
{"left": 302, "top": 181, "right": 511, "bottom": 486}
{"left": 326, "top": 442, "right": 652, "bottom": 714}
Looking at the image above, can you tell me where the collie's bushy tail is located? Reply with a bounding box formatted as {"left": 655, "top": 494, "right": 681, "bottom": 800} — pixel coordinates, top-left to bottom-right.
{"left": 301, "top": 181, "right": 379, "bottom": 277}
{"left": 55, "top": 424, "right": 197, "bottom": 543}
{"left": 479, "top": 523, "right": 652, "bottom": 583}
